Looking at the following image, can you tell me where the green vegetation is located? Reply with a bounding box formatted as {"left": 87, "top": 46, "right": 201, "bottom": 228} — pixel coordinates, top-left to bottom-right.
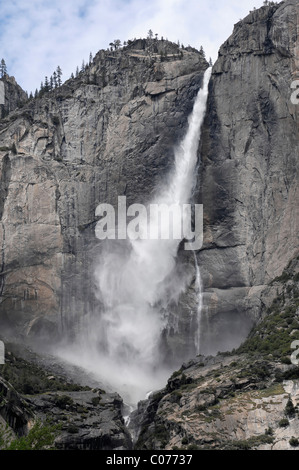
{"left": 265, "top": 427, "right": 274, "bottom": 436}
{"left": 91, "top": 396, "right": 101, "bottom": 406}
{"left": 253, "top": 383, "right": 284, "bottom": 399}
{"left": 53, "top": 394, "right": 74, "bottom": 409}
{"left": 135, "top": 420, "right": 171, "bottom": 450}
{"left": 289, "top": 437, "right": 299, "bottom": 447}
{"left": 67, "top": 424, "right": 79, "bottom": 434}
{"left": 263, "top": 1, "right": 280, "bottom": 7}
{"left": 169, "top": 368, "right": 184, "bottom": 380}
{"left": 152, "top": 424, "right": 170, "bottom": 449}
{"left": 278, "top": 418, "right": 289, "bottom": 428}
{"left": 187, "top": 444, "right": 200, "bottom": 450}
{"left": 167, "top": 372, "right": 200, "bottom": 395}
{"left": 0, "top": 421, "right": 59, "bottom": 450}
{"left": 285, "top": 397, "right": 296, "bottom": 418}
{"left": 0, "top": 350, "right": 91, "bottom": 395}
{"left": 169, "top": 390, "right": 182, "bottom": 404}
{"left": 277, "top": 367, "right": 299, "bottom": 381}
{"left": 237, "top": 265, "right": 299, "bottom": 362}
{"left": 38, "top": 66, "right": 63, "bottom": 98}
{"left": 226, "top": 432, "right": 274, "bottom": 450}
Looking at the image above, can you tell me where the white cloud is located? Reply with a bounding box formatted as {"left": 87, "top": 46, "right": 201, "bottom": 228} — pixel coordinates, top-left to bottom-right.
{"left": 0, "top": 0, "right": 267, "bottom": 93}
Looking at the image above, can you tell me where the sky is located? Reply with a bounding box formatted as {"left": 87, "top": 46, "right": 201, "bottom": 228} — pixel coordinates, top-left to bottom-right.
{"left": 0, "top": 0, "right": 269, "bottom": 94}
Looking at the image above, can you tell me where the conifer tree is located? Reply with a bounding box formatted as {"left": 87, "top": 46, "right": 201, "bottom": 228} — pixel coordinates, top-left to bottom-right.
{"left": 44, "top": 76, "right": 50, "bottom": 92}
{"left": 39, "top": 81, "right": 44, "bottom": 97}
{"left": 0, "top": 59, "right": 7, "bottom": 78}
{"left": 200, "top": 45, "right": 206, "bottom": 57}
{"left": 56, "top": 66, "right": 62, "bottom": 86}
{"left": 53, "top": 71, "right": 57, "bottom": 88}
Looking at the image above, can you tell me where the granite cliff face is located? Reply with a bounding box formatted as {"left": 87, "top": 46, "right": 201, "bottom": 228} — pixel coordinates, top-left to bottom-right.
{"left": 1, "top": 2, "right": 296, "bottom": 359}
{"left": 0, "top": 41, "right": 208, "bottom": 358}
{"left": 198, "top": 0, "right": 299, "bottom": 354}
{"left": 0, "top": 0, "right": 298, "bottom": 452}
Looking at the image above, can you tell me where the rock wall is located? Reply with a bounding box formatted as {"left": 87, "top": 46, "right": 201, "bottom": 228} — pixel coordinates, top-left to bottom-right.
{"left": 0, "top": 1, "right": 298, "bottom": 361}
{"left": 0, "top": 41, "right": 208, "bottom": 353}
{"left": 198, "top": 0, "right": 299, "bottom": 354}
{"left": 132, "top": 355, "right": 299, "bottom": 451}
{"left": 130, "top": 256, "right": 299, "bottom": 450}
{"left": 0, "top": 346, "right": 132, "bottom": 450}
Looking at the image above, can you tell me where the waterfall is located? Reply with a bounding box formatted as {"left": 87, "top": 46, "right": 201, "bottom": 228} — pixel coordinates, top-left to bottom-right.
{"left": 194, "top": 253, "right": 203, "bottom": 356}
{"left": 58, "top": 67, "right": 212, "bottom": 405}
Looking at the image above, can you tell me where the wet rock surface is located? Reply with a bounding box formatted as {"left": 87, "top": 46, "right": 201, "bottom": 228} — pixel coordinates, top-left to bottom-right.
{"left": 131, "top": 257, "right": 299, "bottom": 450}
{"left": 0, "top": 2, "right": 298, "bottom": 359}
{"left": 27, "top": 390, "right": 132, "bottom": 450}
{"left": 0, "top": 39, "right": 208, "bottom": 361}
{"left": 198, "top": 0, "right": 299, "bottom": 353}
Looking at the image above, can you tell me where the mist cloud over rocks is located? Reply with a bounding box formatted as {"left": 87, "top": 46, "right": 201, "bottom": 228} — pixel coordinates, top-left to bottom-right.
{"left": 56, "top": 69, "right": 211, "bottom": 405}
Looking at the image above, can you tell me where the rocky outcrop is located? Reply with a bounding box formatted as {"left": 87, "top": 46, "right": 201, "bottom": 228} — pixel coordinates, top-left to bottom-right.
{"left": 1, "top": 255, "right": 298, "bottom": 451}
{"left": 0, "top": 346, "right": 132, "bottom": 450}
{"left": 197, "top": 0, "right": 299, "bottom": 354}
{"left": 28, "top": 390, "right": 132, "bottom": 450}
{"left": 131, "top": 254, "right": 299, "bottom": 450}
{"left": 0, "top": 376, "right": 34, "bottom": 439}
{"left": 0, "top": 40, "right": 208, "bottom": 353}
{"left": 132, "top": 354, "right": 299, "bottom": 450}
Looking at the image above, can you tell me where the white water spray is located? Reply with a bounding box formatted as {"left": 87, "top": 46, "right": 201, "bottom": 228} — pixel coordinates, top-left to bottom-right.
{"left": 194, "top": 254, "right": 203, "bottom": 356}
{"left": 59, "top": 68, "right": 211, "bottom": 405}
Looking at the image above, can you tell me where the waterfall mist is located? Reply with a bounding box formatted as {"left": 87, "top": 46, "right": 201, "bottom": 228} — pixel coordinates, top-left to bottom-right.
{"left": 57, "top": 68, "right": 212, "bottom": 406}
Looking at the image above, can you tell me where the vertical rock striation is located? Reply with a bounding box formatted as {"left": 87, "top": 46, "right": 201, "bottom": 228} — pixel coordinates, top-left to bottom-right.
{"left": 0, "top": 40, "right": 208, "bottom": 353}
{"left": 0, "top": 2, "right": 298, "bottom": 363}
{"left": 198, "top": 0, "right": 299, "bottom": 354}
{"left": 0, "top": 76, "right": 28, "bottom": 119}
